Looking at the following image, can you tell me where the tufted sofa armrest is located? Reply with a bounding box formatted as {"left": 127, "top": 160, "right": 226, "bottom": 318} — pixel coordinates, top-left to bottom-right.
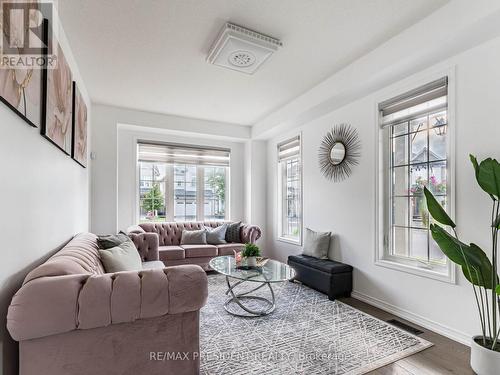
{"left": 7, "top": 265, "right": 208, "bottom": 342}
{"left": 241, "top": 224, "right": 262, "bottom": 244}
{"left": 128, "top": 232, "right": 159, "bottom": 261}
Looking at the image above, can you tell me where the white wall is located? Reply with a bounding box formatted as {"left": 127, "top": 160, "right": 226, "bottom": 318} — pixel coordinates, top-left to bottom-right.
{"left": 266, "top": 36, "right": 500, "bottom": 345}
{"left": 0, "top": 16, "right": 91, "bottom": 375}
{"left": 243, "top": 140, "right": 268, "bottom": 248}
{"left": 116, "top": 126, "right": 246, "bottom": 230}
{"left": 91, "top": 105, "right": 252, "bottom": 234}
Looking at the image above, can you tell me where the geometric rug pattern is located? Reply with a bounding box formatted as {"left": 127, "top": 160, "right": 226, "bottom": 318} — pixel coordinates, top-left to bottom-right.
{"left": 200, "top": 275, "right": 432, "bottom": 375}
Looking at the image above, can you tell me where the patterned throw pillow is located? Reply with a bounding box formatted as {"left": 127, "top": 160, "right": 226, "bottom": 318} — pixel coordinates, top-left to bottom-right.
{"left": 204, "top": 224, "right": 228, "bottom": 245}
{"left": 225, "top": 222, "right": 242, "bottom": 243}
{"left": 97, "top": 232, "right": 129, "bottom": 249}
{"left": 180, "top": 229, "right": 207, "bottom": 245}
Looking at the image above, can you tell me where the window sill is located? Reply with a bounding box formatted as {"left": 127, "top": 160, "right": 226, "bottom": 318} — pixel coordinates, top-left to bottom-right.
{"left": 375, "top": 258, "right": 455, "bottom": 284}
{"left": 277, "top": 236, "right": 302, "bottom": 246}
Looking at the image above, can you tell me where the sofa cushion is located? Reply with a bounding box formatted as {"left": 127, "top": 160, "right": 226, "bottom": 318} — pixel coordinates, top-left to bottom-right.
{"left": 225, "top": 221, "right": 242, "bottom": 243}
{"left": 158, "top": 246, "right": 185, "bottom": 261}
{"left": 141, "top": 261, "right": 165, "bottom": 270}
{"left": 288, "top": 254, "right": 352, "bottom": 274}
{"left": 181, "top": 229, "right": 207, "bottom": 245}
{"left": 217, "top": 243, "right": 245, "bottom": 256}
{"left": 99, "top": 240, "right": 143, "bottom": 273}
{"left": 204, "top": 224, "right": 227, "bottom": 245}
{"left": 181, "top": 244, "right": 218, "bottom": 258}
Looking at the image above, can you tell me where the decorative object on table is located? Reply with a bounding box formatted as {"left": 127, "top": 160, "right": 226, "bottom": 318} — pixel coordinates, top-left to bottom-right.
{"left": 233, "top": 249, "right": 242, "bottom": 266}
{"left": 235, "top": 258, "right": 269, "bottom": 270}
{"left": 225, "top": 221, "right": 242, "bottom": 243}
{"left": 318, "top": 123, "right": 361, "bottom": 182}
{"left": 71, "top": 81, "right": 88, "bottom": 167}
{"left": 302, "top": 228, "right": 331, "bottom": 259}
{"left": 0, "top": 8, "right": 45, "bottom": 128}
{"left": 42, "top": 41, "right": 73, "bottom": 154}
{"left": 204, "top": 223, "right": 228, "bottom": 245}
{"left": 424, "top": 155, "right": 500, "bottom": 374}
{"left": 242, "top": 243, "right": 261, "bottom": 267}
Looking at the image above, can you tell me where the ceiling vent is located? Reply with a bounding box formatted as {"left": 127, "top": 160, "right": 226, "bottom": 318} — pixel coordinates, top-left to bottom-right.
{"left": 207, "top": 23, "right": 282, "bottom": 75}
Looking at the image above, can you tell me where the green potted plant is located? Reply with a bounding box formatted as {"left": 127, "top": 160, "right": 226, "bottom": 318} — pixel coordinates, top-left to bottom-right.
{"left": 242, "top": 243, "right": 261, "bottom": 267}
{"left": 424, "top": 155, "right": 500, "bottom": 374}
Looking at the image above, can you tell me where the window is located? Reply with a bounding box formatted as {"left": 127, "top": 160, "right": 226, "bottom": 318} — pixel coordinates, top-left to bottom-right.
{"left": 138, "top": 142, "right": 230, "bottom": 222}
{"left": 174, "top": 164, "right": 197, "bottom": 221}
{"left": 277, "top": 136, "right": 302, "bottom": 244}
{"left": 377, "top": 77, "right": 454, "bottom": 282}
{"left": 203, "top": 166, "right": 227, "bottom": 221}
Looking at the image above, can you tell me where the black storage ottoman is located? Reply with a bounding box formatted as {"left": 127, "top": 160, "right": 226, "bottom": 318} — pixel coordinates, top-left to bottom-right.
{"left": 287, "top": 254, "right": 353, "bottom": 300}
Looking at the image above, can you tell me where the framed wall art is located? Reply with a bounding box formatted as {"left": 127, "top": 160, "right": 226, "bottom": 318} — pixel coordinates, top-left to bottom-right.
{"left": 0, "top": 3, "right": 44, "bottom": 128}
{"left": 71, "top": 81, "right": 88, "bottom": 167}
{"left": 42, "top": 41, "right": 73, "bottom": 154}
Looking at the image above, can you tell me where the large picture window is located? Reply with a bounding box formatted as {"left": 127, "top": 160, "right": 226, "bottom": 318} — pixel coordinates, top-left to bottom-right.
{"left": 377, "top": 77, "right": 454, "bottom": 281}
{"left": 277, "top": 136, "right": 302, "bottom": 244}
{"left": 138, "top": 143, "right": 229, "bottom": 222}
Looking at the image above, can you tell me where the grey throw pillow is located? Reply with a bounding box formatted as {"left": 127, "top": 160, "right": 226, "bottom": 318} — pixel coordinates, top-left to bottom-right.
{"left": 99, "top": 240, "right": 143, "bottom": 273}
{"left": 225, "top": 221, "right": 242, "bottom": 243}
{"left": 97, "top": 232, "right": 129, "bottom": 249}
{"left": 181, "top": 229, "right": 207, "bottom": 245}
{"left": 302, "top": 228, "right": 331, "bottom": 259}
{"left": 204, "top": 224, "right": 228, "bottom": 245}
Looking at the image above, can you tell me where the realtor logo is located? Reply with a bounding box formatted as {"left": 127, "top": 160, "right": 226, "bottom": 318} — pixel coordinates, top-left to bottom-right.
{"left": 1, "top": 1, "right": 55, "bottom": 68}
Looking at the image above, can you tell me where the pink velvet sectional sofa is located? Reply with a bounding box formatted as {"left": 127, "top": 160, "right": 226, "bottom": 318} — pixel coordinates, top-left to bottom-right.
{"left": 127, "top": 221, "right": 262, "bottom": 270}
{"left": 7, "top": 233, "right": 208, "bottom": 375}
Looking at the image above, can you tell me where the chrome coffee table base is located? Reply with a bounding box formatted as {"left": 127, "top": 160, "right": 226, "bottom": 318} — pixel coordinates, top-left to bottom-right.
{"left": 224, "top": 276, "right": 275, "bottom": 317}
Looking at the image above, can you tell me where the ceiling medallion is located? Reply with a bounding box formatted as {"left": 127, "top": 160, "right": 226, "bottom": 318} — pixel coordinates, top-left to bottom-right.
{"left": 207, "top": 22, "right": 282, "bottom": 74}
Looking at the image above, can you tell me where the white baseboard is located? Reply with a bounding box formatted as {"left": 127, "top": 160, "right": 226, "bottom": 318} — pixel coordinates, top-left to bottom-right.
{"left": 351, "top": 290, "right": 471, "bottom": 346}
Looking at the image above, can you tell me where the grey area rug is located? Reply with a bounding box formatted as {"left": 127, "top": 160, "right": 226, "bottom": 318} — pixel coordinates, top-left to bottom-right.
{"left": 200, "top": 275, "right": 432, "bottom": 375}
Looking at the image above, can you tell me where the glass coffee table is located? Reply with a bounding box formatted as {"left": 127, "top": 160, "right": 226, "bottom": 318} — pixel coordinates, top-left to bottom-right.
{"left": 209, "top": 256, "right": 296, "bottom": 317}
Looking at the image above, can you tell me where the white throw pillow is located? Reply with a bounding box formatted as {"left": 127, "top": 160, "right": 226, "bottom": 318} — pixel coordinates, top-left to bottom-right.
{"left": 302, "top": 228, "right": 331, "bottom": 259}
{"left": 99, "top": 240, "right": 143, "bottom": 273}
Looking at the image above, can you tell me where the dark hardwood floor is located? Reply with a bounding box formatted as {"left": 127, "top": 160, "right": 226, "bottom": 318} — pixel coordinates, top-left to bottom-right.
{"left": 339, "top": 297, "right": 474, "bottom": 375}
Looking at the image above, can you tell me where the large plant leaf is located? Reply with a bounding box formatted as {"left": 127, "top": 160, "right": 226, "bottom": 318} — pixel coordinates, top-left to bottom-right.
{"left": 496, "top": 285, "right": 500, "bottom": 295}
{"left": 424, "top": 187, "right": 456, "bottom": 228}
{"left": 462, "top": 244, "right": 494, "bottom": 288}
{"left": 430, "top": 224, "right": 472, "bottom": 265}
{"left": 430, "top": 225, "right": 495, "bottom": 288}
{"left": 476, "top": 158, "right": 500, "bottom": 200}
{"left": 470, "top": 154, "right": 480, "bottom": 180}
{"left": 471, "top": 155, "right": 494, "bottom": 200}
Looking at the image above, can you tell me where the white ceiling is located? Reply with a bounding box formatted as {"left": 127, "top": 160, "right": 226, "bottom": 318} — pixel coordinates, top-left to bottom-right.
{"left": 57, "top": 0, "right": 448, "bottom": 126}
